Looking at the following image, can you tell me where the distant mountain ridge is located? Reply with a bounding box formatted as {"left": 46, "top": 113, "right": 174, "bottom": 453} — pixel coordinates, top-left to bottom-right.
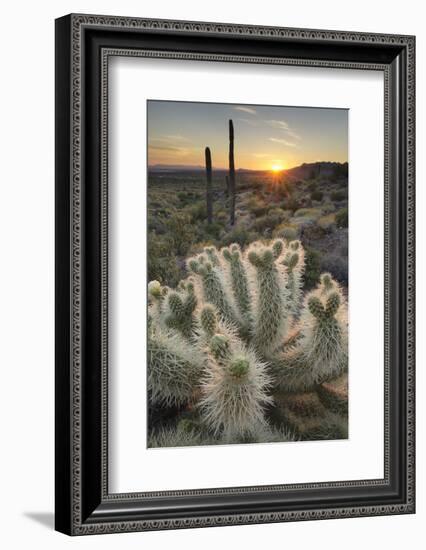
{"left": 284, "top": 161, "right": 348, "bottom": 181}
{"left": 149, "top": 161, "right": 348, "bottom": 175}
{"left": 149, "top": 164, "right": 206, "bottom": 172}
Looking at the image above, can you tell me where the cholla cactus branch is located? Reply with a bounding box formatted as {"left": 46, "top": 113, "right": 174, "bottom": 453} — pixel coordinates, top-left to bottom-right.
{"left": 148, "top": 328, "right": 204, "bottom": 406}
{"left": 148, "top": 238, "right": 348, "bottom": 444}
{"left": 188, "top": 255, "right": 239, "bottom": 328}
{"left": 164, "top": 289, "right": 197, "bottom": 339}
{"left": 247, "top": 244, "right": 289, "bottom": 355}
{"left": 222, "top": 244, "right": 252, "bottom": 321}
{"left": 199, "top": 344, "right": 272, "bottom": 440}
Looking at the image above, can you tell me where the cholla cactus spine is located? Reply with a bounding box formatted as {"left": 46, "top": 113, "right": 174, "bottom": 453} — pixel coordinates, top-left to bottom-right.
{"left": 222, "top": 244, "right": 252, "bottom": 339}
{"left": 187, "top": 253, "right": 239, "bottom": 328}
{"left": 147, "top": 327, "right": 203, "bottom": 406}
{"left": 282, "top": 239, "right": 305, "bottom": 315}
{"left": 148, "top": 238, "right": 348, "bottom": 444}
{"left": 164, "top": 288, "right": 197, "bottom": 339}
{"left": 199, "top": 343, "right": 272, "bottom": 440}
{"left": 247, "top": 242, "right": 289, "bottom": 355}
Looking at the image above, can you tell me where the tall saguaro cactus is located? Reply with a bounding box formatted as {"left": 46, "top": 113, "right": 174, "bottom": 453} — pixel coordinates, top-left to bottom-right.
{"left": 228, "top": 120, "right": 236, "bottom": 225}
{"left": 205, "top": 146, "right": 213, "bottom": 224}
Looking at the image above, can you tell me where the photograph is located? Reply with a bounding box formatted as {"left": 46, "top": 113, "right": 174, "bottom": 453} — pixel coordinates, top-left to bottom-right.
{"left": 147, "top": 100, "right": 349, "bottom": 448}
{"left": 52, "top": 10, "right": 415, "bottom": 537}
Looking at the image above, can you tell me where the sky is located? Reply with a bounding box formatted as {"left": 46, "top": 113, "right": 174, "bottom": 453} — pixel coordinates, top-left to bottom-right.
{"left": 147, "top": 100, "right": 348, "bottom": 171}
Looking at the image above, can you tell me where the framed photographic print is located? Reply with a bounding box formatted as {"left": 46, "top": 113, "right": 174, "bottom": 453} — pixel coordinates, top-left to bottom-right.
{"left": 55, "top": 14, "right": 415, "bottom": 535}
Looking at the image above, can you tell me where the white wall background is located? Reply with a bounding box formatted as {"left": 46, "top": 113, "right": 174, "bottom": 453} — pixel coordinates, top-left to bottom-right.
{"left": 0, "top": 0, "right": 423, "bottom": 548}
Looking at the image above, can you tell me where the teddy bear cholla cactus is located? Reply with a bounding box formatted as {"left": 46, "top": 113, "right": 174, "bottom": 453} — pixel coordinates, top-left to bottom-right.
{"left": 147, "top": 239, "right": 348, "bottom": 445}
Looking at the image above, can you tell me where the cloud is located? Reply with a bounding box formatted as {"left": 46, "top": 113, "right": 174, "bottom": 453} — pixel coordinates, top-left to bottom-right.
{"left": 164, "top": 134, "right": 190, "bottom": 142}
{"left": 149, "top": 145, "right": 183, "bottom": 152}
{"left": 266, "top": 119, "right": 301, "bottom": 141}
{"left": 237, "top": 118, "right": 258, "bottom": 127}
{"left": 267, "top": 119, "right": 290, "bottom": 131}
{"left": 150, "top": 135, "right": 190, "bottom": 143}
{"left": 253, "top": 153, "right": 272, "bottom": 158}
{"left": 234, "top": 106, "right": 257, "bottom": 115}
{"left": 269, "top": 137, "right": 297, "bottom": 148}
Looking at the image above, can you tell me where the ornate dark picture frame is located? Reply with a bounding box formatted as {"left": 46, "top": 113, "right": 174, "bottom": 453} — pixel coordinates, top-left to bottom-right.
{"left": 55, "top": 14, "right": 415, "bottom": 536}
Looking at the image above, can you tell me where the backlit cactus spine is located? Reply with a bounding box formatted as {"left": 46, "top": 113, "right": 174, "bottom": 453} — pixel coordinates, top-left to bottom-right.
{"left": 247, "top": 239, "right": 290, "bottom": 356}
{"left": 282, "top": 239, "right": 305, "bottom": 316}
{"left": 147, "top": 281, "right": 203, "bottom": 406}
{"left": 273, "top": 275, "right": 348, "bottom": 391}
{"left": 147, "top": 238, "right": 348, "bottom": 444}
{"left": 198, "top": 305, "right": 272, "bottom": 440}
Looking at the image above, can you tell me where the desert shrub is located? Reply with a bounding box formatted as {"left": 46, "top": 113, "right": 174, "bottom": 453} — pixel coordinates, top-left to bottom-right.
{"left": 294, "top": 208, "right": 321, "bottom": 219}
{"left": 251, "top": 207, "right": 289, "bottom": 234}
{"left": 311, "top": 190, "right": 323, "bottom": 201}
{"left": 201, "top": 221, "right": 224, "bottom": 240}
{"left": 285, "top": 198, "right": 302, "bottom": 212}
{"left": 308, "top": 182, "right": 317, "bottom": 193}
{"left": 339, "top": 241, "right": 348, "bottom": 257}
{"left": 336, "top": 208, "right": 348, "bottom": 228}
{"left": 304, "top": 247, "right": 321, "bottom": 289}
{"left": 272, "top": 223, "right": 300, "bottom": 241}
{"left": 269, "top": 207, "right": 291, "bottom": 222}
{"left": 188, "top": 202, "right": 207, "bottom": 222}
{"left": 221, "top": 226, "right": 258, "bottom": 248}
{"left": 321, "top": 202, "right": 336, "bottom": 214}
{"left": 275, "top": 182, "right": 292, "bottom": 199}
{"left": 148, "top": 233, "right": 182, "bottom": 288}
{"left": 248, "top": 180, "right": 264, "bottom": 191}
{"left": 251, "top": 204, "right": 270, "bottom": 217}
{"left": 216, "top": 209, "right": 228, "bottom": 223}
{"left": 147, "top": 213, "right": 165, "bottom": 233}
{"left": 320, "top": 254, "right": 348, "bottom": 285}
{"left": 301, "top": 223, "right": 327, "bottom": 241}
{"left": 331, "top": 190, "right": 347, "bottom": 202}
{"left": 165, "top": 212, "right": 196, "bottom": 256}
{"left": 244, "top": 195, "right": 262, "bottom": 210}
{"left": 250, "top": 216, "right": 272, "bottom": 234}
{"left": 317, "top": 213, "right": 336, "bottom": 232}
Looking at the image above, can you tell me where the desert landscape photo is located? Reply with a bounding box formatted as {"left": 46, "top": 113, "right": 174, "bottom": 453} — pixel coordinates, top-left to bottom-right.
{"left": 146, "top": 100, "right": 349, "bottom": 448}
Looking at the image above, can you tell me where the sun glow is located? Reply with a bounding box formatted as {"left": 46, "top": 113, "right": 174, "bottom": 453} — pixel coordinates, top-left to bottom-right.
{"left": 271, "top": 163, "right": 284, "bottom": 173}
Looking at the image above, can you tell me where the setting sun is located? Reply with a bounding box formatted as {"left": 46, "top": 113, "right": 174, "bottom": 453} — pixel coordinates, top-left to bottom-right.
{"left": 271, "top": 163, "right": 284, "bottom": 173}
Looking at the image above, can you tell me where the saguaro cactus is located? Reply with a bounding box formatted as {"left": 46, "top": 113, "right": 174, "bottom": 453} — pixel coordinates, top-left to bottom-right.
{"left": 205, "top": 146, "right": 213, "bottom": 224}
{"left": 228, "top": 120, "right": 236, "bottom": 225}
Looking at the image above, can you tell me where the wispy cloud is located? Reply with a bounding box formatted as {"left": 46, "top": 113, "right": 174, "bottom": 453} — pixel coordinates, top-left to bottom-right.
{"left": 267, "top": 119, "right": 290, "bottom": 131}
{"left": 234, "top": 106, "right": 257, "bottom": 115}
{"left": 237, "top": 118, "right": 258, "bottom": 127}
{"left": 149, "top": 145, "right": 185, "bottom": 152}
{"left": 269, "top": 137, "right": 297, "bottom": 148}
{"left": 164, "top": 134, "right": 190, "bottom": 142}
{"left": 266, "top": 119, "right": 301, "bottom": 141}
{"left": 150, "top": 135, "right": 191, "bottom": 143}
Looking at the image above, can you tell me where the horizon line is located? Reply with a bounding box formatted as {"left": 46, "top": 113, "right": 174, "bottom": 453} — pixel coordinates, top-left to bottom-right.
{"left": 148, "top": 159, "right": 348, "bottom": 171}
